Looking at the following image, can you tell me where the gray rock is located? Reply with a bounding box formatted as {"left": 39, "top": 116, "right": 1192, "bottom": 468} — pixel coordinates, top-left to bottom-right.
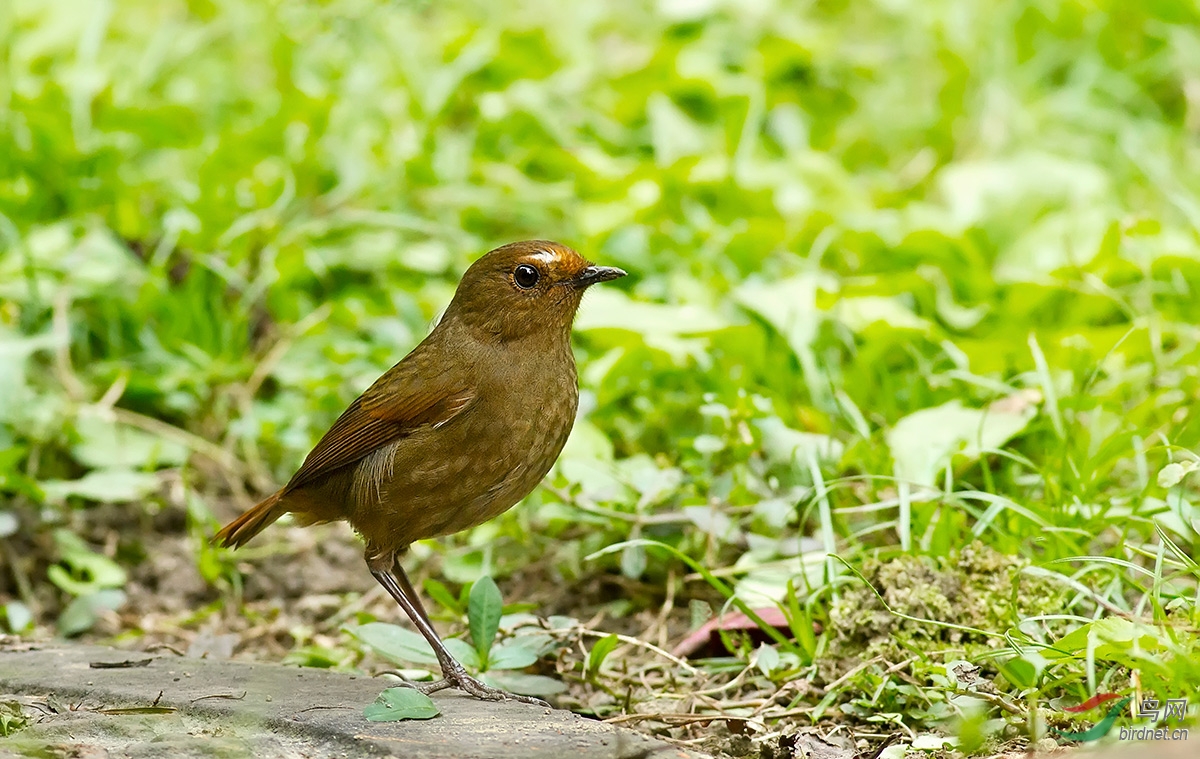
{"left": 0, "top": 644, "right": 702, "bottom": 759}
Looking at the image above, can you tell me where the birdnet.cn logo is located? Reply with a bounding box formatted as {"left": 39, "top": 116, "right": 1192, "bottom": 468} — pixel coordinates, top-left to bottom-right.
{"left": 1056, "top": 693, "right": 1190, "bottom": 742}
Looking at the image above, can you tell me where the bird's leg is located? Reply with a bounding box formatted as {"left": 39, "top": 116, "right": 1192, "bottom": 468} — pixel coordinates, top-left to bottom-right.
{"left": 365, "top": 549, "right": 550, "bottom": 707}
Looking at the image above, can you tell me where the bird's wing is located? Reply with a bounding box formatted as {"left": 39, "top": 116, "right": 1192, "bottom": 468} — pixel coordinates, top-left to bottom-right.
{"left": 282, "top": 348, "right": 475, "bottom": 493}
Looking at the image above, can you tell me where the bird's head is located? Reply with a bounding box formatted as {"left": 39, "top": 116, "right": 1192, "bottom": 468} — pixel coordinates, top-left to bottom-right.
{"left": 444, "top": 240, "right": 626, "bottom": 343}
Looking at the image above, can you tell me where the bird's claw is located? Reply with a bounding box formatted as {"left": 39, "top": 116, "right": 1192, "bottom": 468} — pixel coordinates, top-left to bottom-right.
{"left": 395, "top": 667, "right": 550, "bottom": 707}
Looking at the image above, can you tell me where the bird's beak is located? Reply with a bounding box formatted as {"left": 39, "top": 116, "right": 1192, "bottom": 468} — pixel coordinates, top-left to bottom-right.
{"left": 570, "top": 265, "right": 627, "bottom": 289}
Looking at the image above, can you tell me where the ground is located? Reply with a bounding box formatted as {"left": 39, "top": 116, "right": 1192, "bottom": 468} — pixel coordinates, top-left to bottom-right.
{"left": 3, "top": 0, "right": 1200, "bottom": 756}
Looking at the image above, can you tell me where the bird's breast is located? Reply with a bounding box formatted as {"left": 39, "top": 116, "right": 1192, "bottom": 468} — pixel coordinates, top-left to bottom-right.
{"left": 349, "top": 343, "right": 579, "bottom": 550}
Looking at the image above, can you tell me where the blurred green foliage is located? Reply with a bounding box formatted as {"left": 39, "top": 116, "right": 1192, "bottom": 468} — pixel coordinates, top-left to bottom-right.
{"left": 3, "top": 0, "right": 1200, "bottom": 752}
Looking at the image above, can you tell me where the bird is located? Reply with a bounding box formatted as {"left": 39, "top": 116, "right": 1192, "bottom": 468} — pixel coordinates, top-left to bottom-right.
{"left": 214, "top": 240, "right": 626, "bottom": 705}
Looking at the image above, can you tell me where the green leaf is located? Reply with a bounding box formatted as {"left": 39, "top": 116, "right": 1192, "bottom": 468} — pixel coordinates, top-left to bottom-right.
{"left": 58, "top": 589, "right": 126, "bottom": 637}
{"left": 1047, "top": 618, "right": 1169, "bottom": 661}
{"left": 71, "top": 415, "right": 189, "bottom": 470}
{"left": 574, "top": 288, "right": 727, "bottom": 337}
{"left": 49, "top": 530, "right": 127, "bottom": 596}
{"left": 585, "top": 634, "right": 619, "bottom": 680}
{"left": 349, "top": 623, "right": 438, "bottom": 666}
{"left": 468, "top": 576, "right": 503, "bottom": 665}
{"left": 734, "top": 275, "right": 824, "bottom": 358}
{"left": 3, "top": 601, "right": 32, "bottom": 633}
{"left": 363, "top": 687, "right": 440, "bottom": 722}
{"left": 936, "top": 152, "right": 1107, "bottom": 232}
{"left": 0, "top": 700, "right": 31, "bottom": 737}
{"left": 886, "top": 396, "right": 1039, "bottom": 487}
{"left": 692, "top": 434, "right": 725, "bottom": 455}
{"left": 442, "top": 637, "right": 482, "bottom": 671}
{"left": 754, "top": 417, "right": 845, "bottom": 467}
{"left": 488, "top": 637, "right": 543, "bottom": 671}
{"left": 754, "top": 643, "right": 781, "bottom": 676}
{"left": 422, "top": 578, "right": 464, "bottom": 616}
{"left": 1158, "top": 460, "right": 1198, "bottom": 488}
{"left": 682, "top": 505, "right": 739, "bottom": 543}
{"left": 0, "top": 328, "right": 60, "bottom": 425}
{"left": 40, "top": 470, "right": 161, "bottom": 504}
{"left": 648, "top": 93, "right": 708, "bottom": 167}
{"left": 620, "top": 542, "right": 646, "bottom": 579}
{"left": 832, "top": 296, "right": 930, "bottom": 333}
{"left": 481, "top": 671, "right": 566, "bottom": 697}
{"left": 997, "top": 657, "right": 1040, "bottom": 689}
{"left": 912, "top": 734, "right": 956, "bottom": 751}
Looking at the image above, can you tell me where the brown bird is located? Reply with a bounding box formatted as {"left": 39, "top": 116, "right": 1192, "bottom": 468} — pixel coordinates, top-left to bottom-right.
{"left": 215, "top": 240, "right": 625, "bottom": 703}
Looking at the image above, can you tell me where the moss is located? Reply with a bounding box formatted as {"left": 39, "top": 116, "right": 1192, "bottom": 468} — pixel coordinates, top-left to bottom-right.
{"left": 824, "top": 542, "right": 1062, "bottom": 677}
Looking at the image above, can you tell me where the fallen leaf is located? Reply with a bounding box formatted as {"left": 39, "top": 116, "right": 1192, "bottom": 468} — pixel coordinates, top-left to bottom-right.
{"left": 672, "top": 607, "right": 792, "bottom": 658}
{"left": 363, "top": 687, "right": 440, "bottom": 721}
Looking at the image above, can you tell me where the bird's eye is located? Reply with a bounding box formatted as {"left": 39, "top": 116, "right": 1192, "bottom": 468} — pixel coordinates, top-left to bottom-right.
{"left": 513, "top": 263, "right": 540, "bottom": 289}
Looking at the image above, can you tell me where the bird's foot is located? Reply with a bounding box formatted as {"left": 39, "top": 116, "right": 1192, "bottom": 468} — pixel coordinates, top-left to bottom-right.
{"left": 396, "top": 665, "right": 549, "bottom": 707}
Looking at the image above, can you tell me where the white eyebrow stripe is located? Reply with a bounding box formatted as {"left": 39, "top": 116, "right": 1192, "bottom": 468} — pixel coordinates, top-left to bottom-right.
{"left": 527, "top": 250, "right": 558, "bottom": 265}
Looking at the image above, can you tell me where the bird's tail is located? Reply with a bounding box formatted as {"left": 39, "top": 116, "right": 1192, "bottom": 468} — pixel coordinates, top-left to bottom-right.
{"left": 214, "top": 491, "right": 287, "bottom": 548}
